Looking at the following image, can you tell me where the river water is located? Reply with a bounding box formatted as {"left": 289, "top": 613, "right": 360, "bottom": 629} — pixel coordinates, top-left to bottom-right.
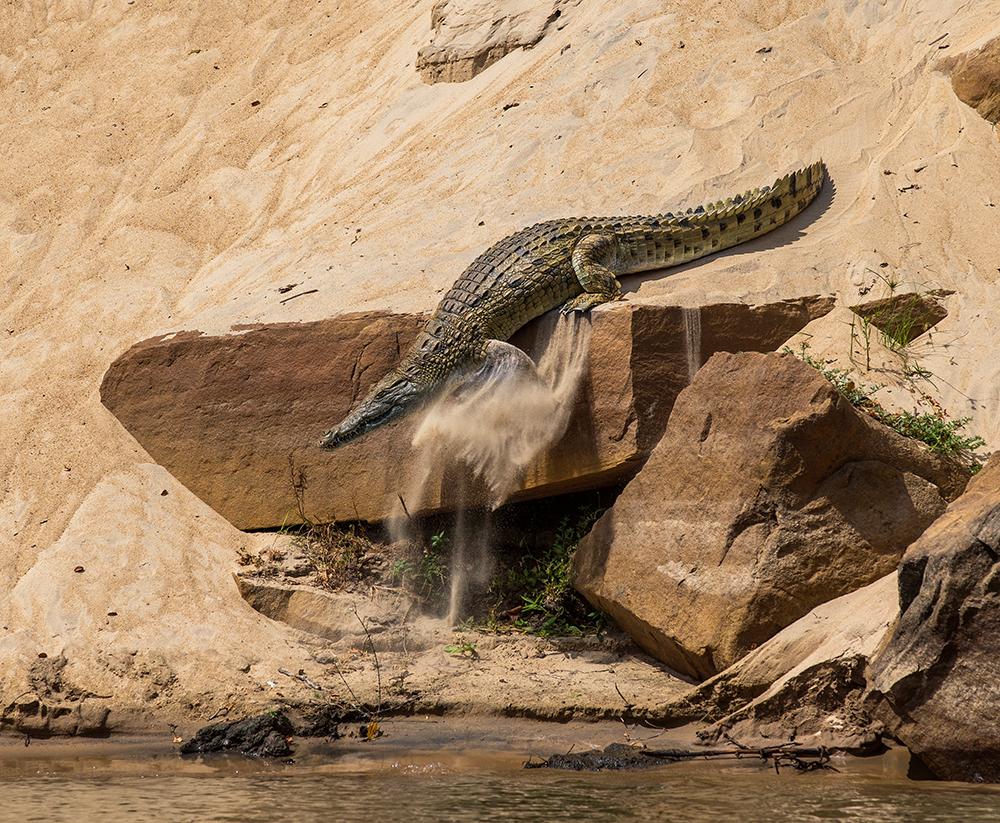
{"left": 2, "top": 735, "right": 1000, "bottom": 823}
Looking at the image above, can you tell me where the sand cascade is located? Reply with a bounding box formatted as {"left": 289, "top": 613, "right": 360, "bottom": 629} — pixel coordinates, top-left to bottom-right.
{"left": 391, "top": 314, "right": 592, "bottom": 622}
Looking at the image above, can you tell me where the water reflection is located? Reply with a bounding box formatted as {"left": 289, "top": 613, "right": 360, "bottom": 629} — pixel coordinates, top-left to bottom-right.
{"left": 3, "top": 752, "right": 1000, "bottom": 823}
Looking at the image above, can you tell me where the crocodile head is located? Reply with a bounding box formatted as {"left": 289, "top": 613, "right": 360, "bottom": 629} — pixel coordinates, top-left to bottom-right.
{"left": 319, "top": 369, "right": 426, "bottom": 449}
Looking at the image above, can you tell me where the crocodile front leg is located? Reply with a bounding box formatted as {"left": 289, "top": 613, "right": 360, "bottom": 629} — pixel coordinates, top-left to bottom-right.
{"left": 561, "top": 232, "right": 625, "bottom": 314}
{"left": 441, "top": 340, "right": 542, "bottom": 403}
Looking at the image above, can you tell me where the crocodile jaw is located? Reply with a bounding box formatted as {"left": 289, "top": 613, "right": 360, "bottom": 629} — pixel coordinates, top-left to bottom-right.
{"left": 319, "top": 371, "right": 425, "bottom": 449}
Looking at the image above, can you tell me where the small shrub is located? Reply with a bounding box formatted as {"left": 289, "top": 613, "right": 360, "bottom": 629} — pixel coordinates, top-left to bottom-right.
{"left": 443, "top": 640, "right": 479, "bottom": 660}
{"left": 784, "top": 344, "right": 985, "bottom": 471}
{"left": 390, "top": 530, "right": 449, "bottom": 604}
{"left": 849, "top": 271, "right": 948, "bottom": 358}
{"left": 479, "top": 505, "right": 607, "bottom": 637}
{"left": 292, "top": 521, "right": 378, "bottom": 591}
{"left": 876, "top": 411, "right": 986, "bottom": 461}
{"left": 788, "top": 344, "right": 878, "bottom": 408}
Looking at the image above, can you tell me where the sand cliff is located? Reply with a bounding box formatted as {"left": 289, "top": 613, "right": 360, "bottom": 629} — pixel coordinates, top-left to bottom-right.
{"left": 2, "top": 0, "right": 999, "bottom": 732}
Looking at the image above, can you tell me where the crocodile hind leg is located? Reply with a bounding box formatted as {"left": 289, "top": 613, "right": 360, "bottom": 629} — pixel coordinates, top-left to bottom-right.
{"left": 561, "top": 233, "right": 625, "bottom": 314}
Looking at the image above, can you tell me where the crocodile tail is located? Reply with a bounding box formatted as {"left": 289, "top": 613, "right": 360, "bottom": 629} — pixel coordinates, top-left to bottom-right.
{"left": 660, "top": 160, "right": 827, "bottom": 261}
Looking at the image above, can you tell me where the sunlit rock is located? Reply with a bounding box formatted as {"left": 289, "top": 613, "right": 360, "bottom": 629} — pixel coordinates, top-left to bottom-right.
{"left": 100, "top": 297, "right": 833, "bottom": 528}
{"left": 572, "top": 351, "right": 968, "bottom": 680}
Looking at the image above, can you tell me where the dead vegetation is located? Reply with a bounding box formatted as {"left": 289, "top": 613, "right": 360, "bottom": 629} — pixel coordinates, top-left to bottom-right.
{"left": 291, "top": 521, "right": 380, "bottom": 591}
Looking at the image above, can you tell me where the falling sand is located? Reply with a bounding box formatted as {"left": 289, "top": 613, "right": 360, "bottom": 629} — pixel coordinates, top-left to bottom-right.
{"left": 392, "top": 314, "right": 592, "bottom": 623}
{"left": 682, "top": 306, "right": 702, "bottom": 383}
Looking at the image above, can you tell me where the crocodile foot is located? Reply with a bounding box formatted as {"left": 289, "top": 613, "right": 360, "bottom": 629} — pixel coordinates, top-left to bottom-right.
{"left": 560, "top": 292, "right": 622, "bottom": 314}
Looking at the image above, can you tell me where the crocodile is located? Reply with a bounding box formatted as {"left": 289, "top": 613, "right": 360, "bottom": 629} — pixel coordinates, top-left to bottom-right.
{"left": 320, "top": 161, "right": 826, "bottom": 449}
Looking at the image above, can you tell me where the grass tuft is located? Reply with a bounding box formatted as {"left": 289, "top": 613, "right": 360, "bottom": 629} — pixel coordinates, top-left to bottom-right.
{"left": 471, "top": 505, "right": 607, "bottom": 638}
{"left": 389, "top": 529, "right": 449, "bottom": 605}
{"left": 292, "top": 522, "right": 378, "bottom": 591}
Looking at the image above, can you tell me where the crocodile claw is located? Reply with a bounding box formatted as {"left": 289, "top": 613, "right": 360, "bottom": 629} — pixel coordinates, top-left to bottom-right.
{"left": 560, "top": 293, "right": 621, "bottom": 314}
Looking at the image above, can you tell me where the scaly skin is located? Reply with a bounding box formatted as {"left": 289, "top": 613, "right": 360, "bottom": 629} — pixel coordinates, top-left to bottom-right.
{"left": 320, "top": 161, "right": 826, "bottom": 448}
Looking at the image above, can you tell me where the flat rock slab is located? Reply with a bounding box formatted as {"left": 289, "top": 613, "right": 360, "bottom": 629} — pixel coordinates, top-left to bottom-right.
{"left": 100, "top": 297, "right": 833, "bottom": 528}
{"left": 236, "top": 576, "right": 412, "bottom": 644}
{"left": 572, "top": 351, "right": 968, "bottom": 680}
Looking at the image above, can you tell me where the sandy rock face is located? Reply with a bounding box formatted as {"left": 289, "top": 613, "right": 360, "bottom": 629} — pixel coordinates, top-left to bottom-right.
{"left": 869, "top": 457, "right": 1000, "bottom": 783}
{"left": 950, "top": 35, "right": 1000, "bottom": 125}
{"left": 100, "top": 297, "right": 831, "bottom": 528}
{"left": 5, "top": 0, "right": 1000, "bottom": 733}
{"left": 417, "top": 0, "right": 573, "bottom": 84}
{"left": 572, "top": 351, "right": 967, "bottom": 680}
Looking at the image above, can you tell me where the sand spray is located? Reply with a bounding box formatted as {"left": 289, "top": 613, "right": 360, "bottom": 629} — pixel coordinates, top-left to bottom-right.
{"left": 390, "top": 314, "right": 592, "bottom": 624}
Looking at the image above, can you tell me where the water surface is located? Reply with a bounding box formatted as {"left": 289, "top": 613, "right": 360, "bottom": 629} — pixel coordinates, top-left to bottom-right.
{"left": 3, "top": 732, "right": 999, "bottom": 823}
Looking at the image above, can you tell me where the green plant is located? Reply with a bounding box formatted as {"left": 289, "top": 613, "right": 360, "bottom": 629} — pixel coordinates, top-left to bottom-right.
{"left": 878, "top": 298, "right": 922, "bottom": 350}
{"left": 849, "top": 271, "right": 948, "bottom": 368}
{"left": 419, "top": 532, "right": 449, "bottom": 593}
{"left": 390, "top": 530, "right": 449, "bottom": 603}
{"left": 850, "top": 311, "right": 875, "bottom": 372}
{"left": 784, "top": 344, "right": 877, "bottom": 408}
{"left": 389, "top": 558, "right": 414, "bottom": 584}
{"left": 784, "top": 344, "right": 985, "bottom": 472}
{"left": 876, "top": 411, "right": 985, "bottom": 460}
{"left": 479, "top": 505, "right": 607, "bottom": 638}
{"left": 443, "top": 640, "right": 479, "bottom": 660}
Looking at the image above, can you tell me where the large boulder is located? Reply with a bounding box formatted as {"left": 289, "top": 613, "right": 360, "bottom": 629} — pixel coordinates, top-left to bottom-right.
{"left": 572, "top": 351, "right": 968, "bottom": 680}
{"left": 100, "top": 297, "right": 832, "bottom": 529}
{"left": 869, "top": 457, "right": 1000, "bottom": 783}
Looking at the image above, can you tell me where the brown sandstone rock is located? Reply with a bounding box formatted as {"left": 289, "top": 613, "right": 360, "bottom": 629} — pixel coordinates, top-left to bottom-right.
{"left": 100, "top": 297, "right": 832, "bottom": 529}
{"left": 572, "top": 351, "right": 968, "bottom": 680}
{"left": 950, "top": 35, "right": 1000, "bottom": 125}
{"left": 698, "top": 656, "right": 883, "bottom": 754}
{"left": 666, "top": 573, "right": 898, "bottom": 725}
{"left": 869, "top": 457, "right": 1000, "bottom": 783}
{"left": 666, "top": 574, "right": 898, "bottom": 753}
{"left": 417, "top": 0, "right": 573, "bottom": 84}
{"left": 236, "top": 576, "right": 412, "bottom": 645}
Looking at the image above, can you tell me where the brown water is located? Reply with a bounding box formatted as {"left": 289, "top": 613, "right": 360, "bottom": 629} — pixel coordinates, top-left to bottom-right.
{"left": 2, "top": 738, "right": 1000, "bottom": 823}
